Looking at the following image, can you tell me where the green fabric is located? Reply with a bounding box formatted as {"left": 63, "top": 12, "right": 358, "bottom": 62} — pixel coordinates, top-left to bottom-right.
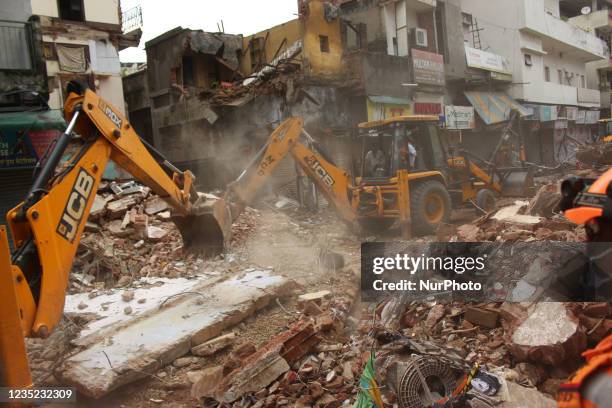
{"left": 353, "top": 352, "right": 383, "bottom": 408}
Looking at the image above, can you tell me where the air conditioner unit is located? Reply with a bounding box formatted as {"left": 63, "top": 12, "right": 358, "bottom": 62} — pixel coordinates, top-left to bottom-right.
{"left": 410, "top": 28, "right": 428, "bottom": 48}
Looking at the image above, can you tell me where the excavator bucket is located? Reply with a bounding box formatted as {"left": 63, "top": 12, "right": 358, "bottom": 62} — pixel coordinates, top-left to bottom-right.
{"left": 499, "top": 167, "right": 535, "bottom": 197}
{"left": 172, "top": 194, "right": 233, "bottom": 255}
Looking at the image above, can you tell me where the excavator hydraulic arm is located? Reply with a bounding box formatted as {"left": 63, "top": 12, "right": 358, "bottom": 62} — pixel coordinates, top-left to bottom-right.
{"left": 0, "top": 87, "right": 230, "bottom": 389}
{"left": 226, "top": 117, "right": 356, "bottom": 223}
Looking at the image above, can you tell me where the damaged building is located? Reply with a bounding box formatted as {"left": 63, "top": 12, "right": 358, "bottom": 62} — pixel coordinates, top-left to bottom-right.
{"left": 34, "top": 0, "right": 142, "bottom": 113}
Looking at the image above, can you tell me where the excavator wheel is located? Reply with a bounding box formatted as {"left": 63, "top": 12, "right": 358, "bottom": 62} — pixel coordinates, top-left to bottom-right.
{"left": 411, "top": 180, "right": 451, "bottom": 236}
{"left": 475, "top": 188, "right": 497, "bottom": 214}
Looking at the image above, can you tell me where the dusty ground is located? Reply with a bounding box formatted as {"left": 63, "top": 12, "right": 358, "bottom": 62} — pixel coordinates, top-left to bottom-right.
{"left": 29, "top": 183, "right": 575, "bottom": 407}
{"left": 28, "top": 205, "right": 365, "bottom": 407}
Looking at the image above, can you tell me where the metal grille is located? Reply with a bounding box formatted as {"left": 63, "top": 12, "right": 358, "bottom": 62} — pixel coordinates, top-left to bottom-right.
{"left": 0, "top": 21, "right": 32, "bottom": 70}
{"left": 122, "top": 5, "right": 143, "bottom": 33}
{"left": 397, "top": 355, "right": 458, "bottom": 408}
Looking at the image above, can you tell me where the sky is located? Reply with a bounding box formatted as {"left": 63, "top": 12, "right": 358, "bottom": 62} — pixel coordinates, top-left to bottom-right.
{"left": 119, "top": 0, "right": 299, "bottom": 62}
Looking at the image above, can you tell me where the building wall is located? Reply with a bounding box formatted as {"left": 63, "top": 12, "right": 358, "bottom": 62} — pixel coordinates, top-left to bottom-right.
{"left": 31, "top": 0, "right": 58, "bottom": 18}
{"left": 460, "top": 0, "right": 603, "bottom": 108}
{"left": 301, "top": 0, "right": 344, "bottom": 76}
{"left": 29, "top": 1, "right": 125, "bottom": 112}
{"left": 439, "top": 0, "right": 467, "bottom": 81}
{"left": 340, "top": 0, "right": 386, "bottom": 52}
{"left": 146, "top": 29, "right": 189, "bottom": 95}
{"left": 240, "top": 20, "right": 301, "bottom": 76}
{"left": 2, "top": 0, "right": 32, "bottom": 21}
{"left": 84, "top": 0, "right": 120, "bottom": 25}
{"left": 31, "top": 0, "right": 120, "bottom": 24}
{"left": 43, "top": 32, "right": 125, "bottom": 113}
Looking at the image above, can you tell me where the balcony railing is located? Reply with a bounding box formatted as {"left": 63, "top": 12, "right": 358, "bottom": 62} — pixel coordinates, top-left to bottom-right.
{"left": 122, "top": 5, "right": 143, "bottom": 34}
{"left": 0, "top": 21, "right": 32, "bottom": 71}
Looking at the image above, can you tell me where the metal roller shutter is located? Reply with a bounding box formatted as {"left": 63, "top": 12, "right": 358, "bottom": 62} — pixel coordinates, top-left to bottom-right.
{"left": 0, "top": 169, "right": 35, "bottom": 249}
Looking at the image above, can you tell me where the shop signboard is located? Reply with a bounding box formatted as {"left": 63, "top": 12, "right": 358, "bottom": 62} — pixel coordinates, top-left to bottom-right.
{"left": 444, "top": 106, "right": 475, "bottom": 129}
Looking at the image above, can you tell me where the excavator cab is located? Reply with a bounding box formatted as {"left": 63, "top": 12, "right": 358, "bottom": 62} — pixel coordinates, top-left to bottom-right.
{"left": 357, "top": 116, "right": 448, "bottom": 181}
{"left": 598, "top": 118, "right": 612, "bottom": 143}
{"left": 355, "top": 116, "right": 452, "bottom": 236}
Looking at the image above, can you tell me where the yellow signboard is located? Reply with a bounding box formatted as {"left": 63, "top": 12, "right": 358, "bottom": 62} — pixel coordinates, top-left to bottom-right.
{"left": 366, "top": 97, "right": 412, "bottom": 121}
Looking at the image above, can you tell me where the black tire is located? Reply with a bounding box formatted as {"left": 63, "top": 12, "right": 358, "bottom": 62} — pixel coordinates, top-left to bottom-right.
{"left": 359, "top": 218, "right": 396, "bottom": 233}
{"left": 475, "top": 188, "right": 497, "bottom": 214}
{"left": 411, "top": 180, "right": 451, "bottom": 236}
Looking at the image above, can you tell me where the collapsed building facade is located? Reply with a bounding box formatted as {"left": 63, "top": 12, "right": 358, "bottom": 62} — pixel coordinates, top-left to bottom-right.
{"left": 122, "top": 0, "right": 609, "bottom": 194}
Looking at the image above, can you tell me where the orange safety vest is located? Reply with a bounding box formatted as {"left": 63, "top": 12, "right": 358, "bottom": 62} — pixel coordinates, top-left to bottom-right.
{"left": 557, "top": 335, "right": 612, "bottom": 408}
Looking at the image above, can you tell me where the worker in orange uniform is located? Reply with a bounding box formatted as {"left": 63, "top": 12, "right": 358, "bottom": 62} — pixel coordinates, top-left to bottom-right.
{"left": 558, "top": 167, "right": 612, "bottom": 407}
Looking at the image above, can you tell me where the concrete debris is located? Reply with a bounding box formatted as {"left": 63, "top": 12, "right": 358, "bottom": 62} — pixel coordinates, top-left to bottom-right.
{"left": 576, "top": 141, "right": 612, "bottom": 165}
{"left": 144, "top": 196, "right": 169, "bottom": 215}
{"left": 191, "top": 365, "right": 225, "bottom": 400}
{"left": 527, "top": 183, "right": 562, "bottom": 217}
{"left": 70, "top": 180, "right": 258, "bottom": 292}
{"left": 56, "top": 271, "right": 294, "bottom": 398}
{"left": 508, "top": 302, "right": 587, "bottom": 367}
{"left": 492, "top": 201, "right": 543, "bottom": 225}
{"left": 450, "top": 180, "right": 586, "bottom": 243}
{"left": 465, "top": 306, "right": 499, "bottom": 329}
{"left": 191, "top": 332, "right": 236, "bottom": 357}
{"left": 298, "top": 290, "right": 331, "bottom": 303}
{"left": 146, "top": 225, "right": 168, "bottom": 241}
{"left": 198, "top": 280, "right": 358, "bottom": 405}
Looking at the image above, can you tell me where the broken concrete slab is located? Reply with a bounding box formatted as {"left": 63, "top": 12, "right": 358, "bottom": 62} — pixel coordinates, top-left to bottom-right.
{"left": 298, "top": 290, "right": 331, "bottom": 303}
{"left": 465, "top": 306, "right": 499, "bottom": 329}
{"left": 106, "top": 195, "right": 141, "bottom": 219}
{"left": 493, "top": 201, "right": 543, "bottom": 225}
{"left": 90, "top": 194, "right": 112, "bottom": 219}
{"left": 508, "top": 302, "right": 586, "bottom": 366}
{"left": 192, "top": 332, "right": 236, "bottom": 357}
{"left": 144, "top": 196, "right": 169, "bottom": 215}
{"left": 146, "top": 225, "right": 168, "bottom": 241}
{"left": 56, "top": 270, "right": 294, "bottom": 398}
{"left": 64, "top": 276, "right": 215, "bottom": 342}
{"left": 191, "top": 365, "right": 225, "bottom": 399}
{"left": 500, "top": 379, "right": 556, "bottom": 408}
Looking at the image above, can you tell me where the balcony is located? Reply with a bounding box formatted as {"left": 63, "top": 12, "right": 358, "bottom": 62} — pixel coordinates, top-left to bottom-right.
{"left": 578, "top": 87, "right": 601, "bottom": 107}
{"left": 406, "top": 0, "right": 436, "bottom": 11}
{"left": 344, "top": 51, "right": 413, "bottom": 98}
{"left": 569, "top": 9, "right": 612, "bottom": 33}
{"left": 521, "top": 0, "right": 606, "bottom": 62}
{"left": 516, "top": 82, "right": 577, "bottom": 106}
{"left": 515, "top": 81, "right": 601, "bottom": 108}
{"left": 121, "top": 5, "right": 143, "bottom": 34}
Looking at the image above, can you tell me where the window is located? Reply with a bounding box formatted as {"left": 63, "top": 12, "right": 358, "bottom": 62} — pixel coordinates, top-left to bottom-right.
{"left": 58, "top": 0, "right": 85, "bottom": 22}
{"left": 392, "top": 37, "right": 398, "bottom": 56}
{"left": 249, "top": 37, "right": 265, "bottom": 71}
{"left": 544, "top": 66, "right": 550, "bottom": 82}
{"left": 558, "top": 69, "right": 563, "bottom": 85}
{"left": 182, "top": 56, "right": 194, "bottom": 87}
{"left": 0, "top": 22, "right": 32, "bottom": 70}
{"left": 524, "top": 54, "right": 532, "bottom": 66}
{"left": 581, "top": 75, "right": 585, "bottom": 88}
{"left": 319, "top": 35, "right": 330, "bottom": 53}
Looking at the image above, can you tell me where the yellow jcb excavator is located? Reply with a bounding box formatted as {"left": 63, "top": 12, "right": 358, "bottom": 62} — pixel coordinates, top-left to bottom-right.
{"left": 0, "top": 82, "right": 230, "bottom": 390}
{"left": 221, "top": 115, "right": 533, "bottom": 238}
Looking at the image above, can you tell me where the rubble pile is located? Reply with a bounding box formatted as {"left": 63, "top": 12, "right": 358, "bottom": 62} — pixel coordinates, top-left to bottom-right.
{"left": 71, "top": 180, "right": 258, "bottom": 291}
{"left": 157, "top": 279, "right": 362, "bottom": 408}
{"left": 369, "top": 300, "right": 612, "bottom": 400}
{"left": 453, "top": 180, "right": 586, "bottom": 243}
{"left": 576, "top": 141, "right": 612, "bottom": 166}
